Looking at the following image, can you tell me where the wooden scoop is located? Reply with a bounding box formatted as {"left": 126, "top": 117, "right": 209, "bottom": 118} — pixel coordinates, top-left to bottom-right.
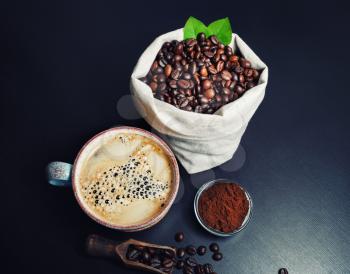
{"left": 86, "top": 234, "right": 176, "bottom": 274}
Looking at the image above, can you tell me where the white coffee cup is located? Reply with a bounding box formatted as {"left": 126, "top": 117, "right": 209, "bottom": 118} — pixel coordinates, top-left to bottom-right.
{"left": 47, "top": 126, "right": 180, "bottom": 231}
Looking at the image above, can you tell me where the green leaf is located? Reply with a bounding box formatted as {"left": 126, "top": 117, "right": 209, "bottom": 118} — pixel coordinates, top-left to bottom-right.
{"left": 183, "top": 16, "right": 208, "bottom": 40}
{"left": 207, "top": 17, "right": 232, "bottom": 45}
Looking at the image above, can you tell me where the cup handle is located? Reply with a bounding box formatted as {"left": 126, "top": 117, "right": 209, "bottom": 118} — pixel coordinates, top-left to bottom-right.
{"left": 47, "top": 161, "right": 72, "bottom": 187}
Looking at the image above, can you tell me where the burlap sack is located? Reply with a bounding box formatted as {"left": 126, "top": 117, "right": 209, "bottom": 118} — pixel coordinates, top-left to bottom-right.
{"left": 130, "top": 28, "right": 268, "bottom": 174}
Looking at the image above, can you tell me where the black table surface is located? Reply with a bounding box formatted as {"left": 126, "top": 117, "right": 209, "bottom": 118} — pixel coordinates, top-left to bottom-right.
{"left": 1, "top": 0, "right": 350, "bottom": 273}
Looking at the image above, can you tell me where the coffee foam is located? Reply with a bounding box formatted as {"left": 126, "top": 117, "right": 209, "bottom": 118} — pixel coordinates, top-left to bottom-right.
{"left": 79, "top": 133, "right": 173, "bottom": 226}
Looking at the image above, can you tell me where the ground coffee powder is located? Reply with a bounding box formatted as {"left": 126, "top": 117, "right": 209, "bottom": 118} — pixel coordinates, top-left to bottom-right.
{"left": 198, "top": 182, "right": 249, "bottom": 233}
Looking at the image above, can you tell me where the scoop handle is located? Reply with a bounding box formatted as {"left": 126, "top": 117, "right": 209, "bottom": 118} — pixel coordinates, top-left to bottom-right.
{"left": 86, "top": 234, "right": 119, "bottom": 258}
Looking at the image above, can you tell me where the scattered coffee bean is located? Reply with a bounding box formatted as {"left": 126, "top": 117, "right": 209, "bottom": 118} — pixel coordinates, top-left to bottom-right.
{"left": 278, "top": 268, "right": 289, "bottom": 274}
{"left": 185, "top": 257, "right": 197, "bottom": 267}
{"left": 209, "top": 243, "right": 220, "bottom": 253}
{"left": 203, "top": 263, "right": 214, "bottom": 274}
{"left": 177, "top": 247, "right": 186, "bottom": 258}
{"left": 195, "top": 264, "right": 205, "bottom": 274}
{"left": 141, "top": 33, "right": 261, "bottom": 114}
{"left": 197, "top": 246, "right": 206, "bottom": 256}
{"left": 186, "top": 245, "right": 197, "bottom": 256}
{"left": 184, "top": 264, "right": 194, "bottom": 274}
{"left": 212, "top": 252, "right": 223, "bottom": 261}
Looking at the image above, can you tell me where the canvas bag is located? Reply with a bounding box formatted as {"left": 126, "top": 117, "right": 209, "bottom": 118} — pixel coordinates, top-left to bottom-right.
{"left": 130, "top": 28, "right": 268, "bottom": 174}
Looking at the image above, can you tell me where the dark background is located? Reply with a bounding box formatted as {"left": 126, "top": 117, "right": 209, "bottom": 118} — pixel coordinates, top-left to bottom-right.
{"left": 1, "top": 0, "right": 349, "bottom": 273}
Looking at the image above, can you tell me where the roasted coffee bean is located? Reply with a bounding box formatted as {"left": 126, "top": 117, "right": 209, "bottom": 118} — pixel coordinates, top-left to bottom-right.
{"left": 148, "top": 247, "right": 156, "bottom": 255}
{"left": 149, "top": 81, "right": 157, "bottom": 92}
{"left": 150, "top": 257, "right": 161, "bottom": 268}
{"left": 246, "top": 76, "right": 254, "bottom": 82}
{"left": 221, "top": 70, "right": 232, "bottom": 81}
{"left": 186, "top": 245, "right": 197, "bottom": 256}
{"left": 202, "top": 79, "right": 212, "bottom": 90}
{"left": 157, "top": 74, "right": 166, "bottom": 83}
{"left": 231, "top": 92, "right": 239, "bottom": 101}
{"left": 185, "top": 257, "right": 197, "bottom": 267}
{"left": 189, "top": 62, "right": 197, "bottom": 75}
{"left": 171, "top": 69, "right": 181, "bottom": 80}
{"left": 204, "top": 51, "right": 215, "bottom": 58}
{"left": 151, "top": 61, "right": 158, "bottom": 71}
{"left": 177, "top": 260, "right": 185, "bottom": 269}
{"left": 175, "top": 43, "right": 184, "bottom": 55}
{"left": 183, "top": 72, "right": 192, "bottom": 80}
{"left": 234, "top": 66, "right": 244, "bottom": 74}
{"left": 204, "top": 88, "right": 215, "bottom": 100}
{"left": 215, "top": 95, "right": 222, "bottom": 103}
{"left": 278, "top": 268, "right": 289, "bottom": 274}
{"left": 197, "top": 246, "right": 206, "bottom": 256}
{"left": 195, "top": 264, "right": 205, "bottom": 274}
{"left": 199, "top": 96, "right": 209, "bottom": 105}
{"left": 142, "top": 251, "right": 150, "bottom": 263}
{"left": 203, "top": 263, "right": 214, "bottom": 274}
{"left": 158, "top": 58, "right": 167, "bottom": 68}
{"left": 222, "top": 94, "right": 229, "bottom": 103}
{"left": 222, "top": 87, "right": 231, "bottom": 95}
{"left": 164, "top": 249, "right": 175, "bottom": 258}
{"left": 134, "top": 245, "right": 145, "bottom": 251}
{"left": 216, "top": 60, "right": 224, "bottom": 72}
{"left": 177, "top": 79, "right": 191, "bottom": 89}
{"left": 247, "top": 82, "right": 255, "bottom": 89}
{"left": 209, "top": 35, "right": 218, "bottom": 45}
{"left": 169, "top": 80, "right": 177, "bottom": 89}
{"left": 209, "top": 243, "right": 219, "bottom": 252}
{"left": 162, "top": 258, "right": 174, "bottom": 268}
{"left": 186, "top": 38, "right": 197, "bottom": 48}
{"left": 208, "top": 65, "right": 217, "bottom": 75}
{"left": 164, "top": 64, "right": 172, "bottom": 77}
{"left": 159, "top": 266, "right": 172, "bottom": 273}
{"left": 239, "top": 74, "right": 245, "bottom": 83}
{"left": 194, "top": 105, "right": 202, "bottom": 113}
{"left": 240, "top": 58, "right": 251, "bottom": 68}
{"left": 234, "top": 84, "right": 245, "bottom": 95}
{"left": 212, "top": 252, "right": 223, "bottom": 261}
{"left": 197, "top": 32, "right": 206, "bottom": 41}
{"left": 158, "top": 82, "right": 167, "bottom": 91}
{"left": 126, "top": 248, "right": 140, "bottom": 261}
{"left": 200, "top": 66, "right": 208, "bottom": 77}
{"left": 244, "top": 68, "right": 253, "bottom": 77}
{"left": 179, "top": 98, "right": 189, "bottom": 108}
{"left": 229, "top": 55, "right": 239, "bottom": 62}
{"left": 175, "top": 54, "right": 183, "bottom": 62}
{"left": 231, "top": 72, "right": 239, "bottom": 82}
{"left": 212, "top": 53, "right": 220, "bottom": 63}
{"left": 193, "top": 74, "right": 201, "bottom": 86}
{"left": 183, "top": 265, "right": 194, "bottom": 274}
{"left": 221, "top": 54, "right": 228, "bottom": 62}
{"left": 225, "top": 46, "right": 233, "bottom": 56}
{"left": 177, "top": 247, "right": 186, "bottom": 258}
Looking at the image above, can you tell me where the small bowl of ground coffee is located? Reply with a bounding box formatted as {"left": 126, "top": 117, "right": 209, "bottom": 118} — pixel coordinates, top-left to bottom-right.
{"left": 194, "top": 179, "right": 253, "bottom": 237}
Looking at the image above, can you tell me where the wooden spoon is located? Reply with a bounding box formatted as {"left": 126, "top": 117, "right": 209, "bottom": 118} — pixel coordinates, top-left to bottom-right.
{"left": 86, "top": 234, "right": 176, "bottom": 274}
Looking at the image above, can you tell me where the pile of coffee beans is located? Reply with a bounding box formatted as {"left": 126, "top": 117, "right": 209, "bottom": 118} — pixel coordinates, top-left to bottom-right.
{"left": 140, "top": 33, "right": 261, "bottom": 114}
{"left": 126, "top": 232, "right": 222, "bottom": 273}
{"left": 126, "top": 244, "right": 175, "bottom": 273}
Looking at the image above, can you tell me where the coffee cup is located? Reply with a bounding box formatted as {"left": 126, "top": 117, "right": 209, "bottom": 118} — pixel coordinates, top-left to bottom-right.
{"left": 47, "top": 126, "right": 179, "bottom": 231}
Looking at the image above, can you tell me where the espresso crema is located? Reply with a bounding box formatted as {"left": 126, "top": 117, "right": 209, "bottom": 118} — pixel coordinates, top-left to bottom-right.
{"left": 79, "top": 133, "right": 173, "bottom": 226}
